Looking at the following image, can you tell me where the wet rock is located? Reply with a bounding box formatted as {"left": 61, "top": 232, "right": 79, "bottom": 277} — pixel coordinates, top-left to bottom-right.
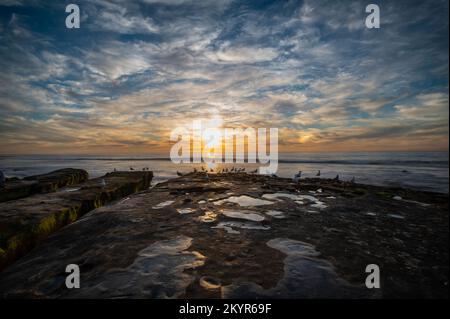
{"left": 0, "top": 171, "right": 152, "bottom": 270}
{"left": 0, "top": 172, "right": 447, "bottom": 299}
{"left": 0, "top": 168, "right": 88, "bottom": 203}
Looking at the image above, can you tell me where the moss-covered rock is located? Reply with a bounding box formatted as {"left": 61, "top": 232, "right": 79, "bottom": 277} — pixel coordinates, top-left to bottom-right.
{"left": 0, "top": 168, "right": 89, "bottom": 203}
{"left": 0, "top": 170, "right": 152, "bottom": 270}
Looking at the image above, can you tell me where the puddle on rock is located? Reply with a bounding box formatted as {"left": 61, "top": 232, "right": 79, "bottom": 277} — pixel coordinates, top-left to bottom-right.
{"left": 221, "top": 238, "right": 370, "bottom": 298}
{"left": 72, "top": 236, "right": 205, "bottom": 298}
{"left": 177, "top": 208, "right": 195, "bottom": 214}
{"left": 221, "top": 209, "right": 265, "bottom": 221}
{"left": 263, "top": 193, "right": 327, "bottom": 209}
{"left": 200, "top": 276, "right": 222, "bottom": 289}
{"left": 198, "top": 211, "right": 217, "bottom": 223}
{"left": 264, "top": 210, "right": 286, "bottom": 219}
{"left": 214, "top": 195, "right": 273, "bottom": 207}
{"left": 152, "top": 200, "right": 175, "bottom": 209}
{"left": 212, "top": 221, "right": 270, "bottom": 234}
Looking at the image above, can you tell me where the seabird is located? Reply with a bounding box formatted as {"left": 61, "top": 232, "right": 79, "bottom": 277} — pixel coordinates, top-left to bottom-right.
{"left": 316, "top": 170, "right": 321, "bottom": 177}
{"left": 100, "top": 179, "right": 106, "bottom": 187}
{"left": 129, "top": 167, "right": 134, "bottom": 171}
{"left": 293, "top": 170, "right": 302, "bottom": 182}
{"left": 333, "top": 174, "right": 340, "bottom": 181}
{"left": 176, "top": 171, "right": 183, "bottom": 176}
{"left": 351, "top": 176, "right": 355, "bottom": 183}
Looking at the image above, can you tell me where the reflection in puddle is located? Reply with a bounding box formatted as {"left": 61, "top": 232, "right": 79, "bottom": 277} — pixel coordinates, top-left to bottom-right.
{"left": 152, "top": 200, "right": 175, "bottom": 209}
{"left": 221, "top": 238, "right": 370, "bottom": 298}
{"left": 198, "top": 211, "right": 217, "bottom": 223}
{"left": 212, "top": 221, "right": 270, "bottom": 234}
{"left": 214, "top": 195, "right": 273, "bottom": 207}
{"left": 221, "top": 209, "right": 265, "bottom": 221}
{"left": 200, "top": 276, "right": 221, "bottom": 289}
{"left": 72, "top": 236, "right": 205, "bottom": 298}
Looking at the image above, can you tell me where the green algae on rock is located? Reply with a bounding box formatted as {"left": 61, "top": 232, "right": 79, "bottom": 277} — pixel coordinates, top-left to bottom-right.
{"left": 0, "top": 170, "right": 153, "bottom": 271}
{"left": 0, "top": 168, "right": 89, "bottom": 203}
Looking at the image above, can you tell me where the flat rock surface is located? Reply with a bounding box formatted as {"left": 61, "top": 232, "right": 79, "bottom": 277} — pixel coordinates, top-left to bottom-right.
{"left": 0, "top": 172, "right": 447, "bottom": 298}
{"left": 0, "top": 171, "right": 153, "bottom": 270}
{"left": 0, "top": 168, "right": 89, "bottom": 203}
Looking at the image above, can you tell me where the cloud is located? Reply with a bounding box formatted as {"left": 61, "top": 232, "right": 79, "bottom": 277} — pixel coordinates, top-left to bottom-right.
{"left": 0, "top": 0, "right": 448, "bottom": 154}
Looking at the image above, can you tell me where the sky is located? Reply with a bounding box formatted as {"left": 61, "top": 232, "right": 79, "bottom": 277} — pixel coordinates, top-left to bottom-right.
{"left": 0, "top": 0, "right": 448, "bottom": 155}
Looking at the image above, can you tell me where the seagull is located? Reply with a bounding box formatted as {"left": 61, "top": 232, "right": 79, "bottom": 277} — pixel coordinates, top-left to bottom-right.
{"left": 176, "top": 171, "right": 183, "bottom": 176}
{"left": 333, "top": 174, "right": 340, "bottom": 181}
{"left": 100, "top": 179, "right": 106, "bottom": 187}
{"left": 293, "top": 171, "right": 302, "bottom": 182}
{"left": 316, "top": 170, "right": 321, "bottom": 177}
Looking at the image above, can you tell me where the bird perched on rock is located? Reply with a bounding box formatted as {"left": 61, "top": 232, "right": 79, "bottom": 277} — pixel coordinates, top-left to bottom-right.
{"left": 293, "top": 171, "right": 302, "bottom": 182}
{"left": 351, "top": 176, "right": 355, "bottom": 183}
{"left": 316, "top": 170, "right": 321, "bottom": 176}
{"left": 129, "top": 167, "right": 134, "bottom": 171}
{"left": 333, "top": 174, "right": 340, "bottom": 181}
{"left": 176, "top": 171, "right": 183, "bottom": 176}
{"left": 100, "top": 179, "right": 106, "bottom": 187}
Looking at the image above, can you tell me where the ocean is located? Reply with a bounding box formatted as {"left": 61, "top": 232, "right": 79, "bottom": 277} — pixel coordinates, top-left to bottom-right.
{"left": 0, "top": 152, "right": 448, "bottom": 193}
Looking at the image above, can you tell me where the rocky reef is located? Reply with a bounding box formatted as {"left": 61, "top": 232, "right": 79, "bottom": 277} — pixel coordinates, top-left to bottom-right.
{"left": 0, "top": 170, "right": 153, "bottom": 270}
{"left": 0, "top": 168, "right": 89, "bottom": 203}
{"left": 0, "top": 171, "right": 447, "bottom": 298}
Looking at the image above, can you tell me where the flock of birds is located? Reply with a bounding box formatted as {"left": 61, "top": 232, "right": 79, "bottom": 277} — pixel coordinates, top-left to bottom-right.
{"left": 176, "top": 166, "right": 258, "bottom": 176}
{"left": 294, "top": 169, "right": 355, "bottom": 183}
{"left": 118, "top": 166, "right": 356, "bottom": 183}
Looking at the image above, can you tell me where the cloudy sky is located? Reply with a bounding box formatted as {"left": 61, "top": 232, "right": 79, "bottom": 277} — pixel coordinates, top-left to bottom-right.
{"left": 0, "top": 0, "right": 448, "bottom": 155}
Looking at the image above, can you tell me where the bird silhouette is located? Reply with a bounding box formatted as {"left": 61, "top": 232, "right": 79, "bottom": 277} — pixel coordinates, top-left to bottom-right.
{"left": 333, "top": 174, "right": 340, "bottom": 181}
{"left": 351, "top": 176, "right": 355, "bottom": 183}
{"left": 316, "top": 170, "right": 321, "bottom": 176}
{"left": 293, "top": 171, "right": 302, "bottom": 182}
{"left": 177, "top": 171, "right": 183, "bottom": 176}
{"left": 129, "top": 167, "right": 134, "bottom": 171}
{"left": 100, "top": 179, "right": 106, "bottom": 187}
